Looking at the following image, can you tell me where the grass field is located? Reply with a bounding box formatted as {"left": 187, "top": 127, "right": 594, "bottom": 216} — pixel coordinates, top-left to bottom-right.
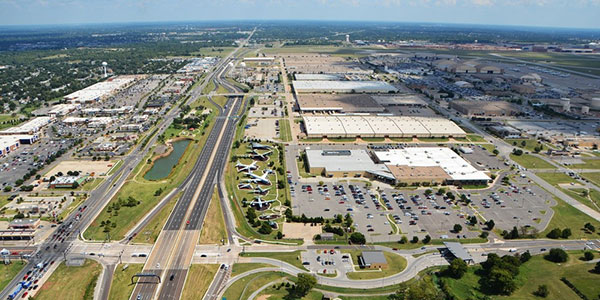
{"left": 202, "top": 80, "right": 216, "bottom": 94}
{"left": 541, "top": 195, "right": 600, "bottom": 239}
{"left": 0, "top": 261, "right": 26, "bottom": 292}
{"left": 84, "top": 97, "right": 219, "bottom": 241}
{"left": 240, "top": 251, "right": 308, "bottom": 271}
{"left": 222, "top": 271, "right": 288, "bottom": 300}
{"left": 0, "top": 114, "right": 23, "bottom": 130}
{"left": 132, "top": 192, "right": 180, "bottom": 244}
{"left": 505, "top": 138, "right": 547, "bottom": 153}
{"left": 571, "top": 158, "right": 600, "bottom": 169}
{"left": 561, "top": 188, "right": 600, "bottom": 212}
{"left": 199, "top": 187, "right": 227, "bottom": 244}
{"left": 467, "top": 134, "right": 486, "bottom": 143}
{"left": 181, "top": 264, "right": 219, "bottom": 300}
{"left": 256, "top": 285, "right": 323, "bottom": 300}
{"left": 343, "top": 250, "right": 407, "bottom": 280}
{"left": 582, "top": 172, "right": 600, "bottom": 186}
{"left": 35, "top": 260, "right": 101, "bottom": 300}
{"left": 510, "top": 154, "right": 555, "bottom": 169}
{"left": 442, "top": 252, "right": 600, "bottom": 300}
{"left": 231, "top": 263, "right": 275, "bottom": 277}
{"left": 536, "top": 172, "right": 577, "bottom": 186}
{"left": 108, "top": 264, "right": 143, "bottom": 300}
{"left": 191, "top": 47, "right": 235, "bottom": 58}
{"left": 278, "top": 118, "right": 292, "bottom": 142}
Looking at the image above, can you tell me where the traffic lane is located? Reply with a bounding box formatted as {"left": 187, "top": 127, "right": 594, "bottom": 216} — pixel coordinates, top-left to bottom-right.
{"left": 157, "top": 268, "right": 188, "bottom": 300}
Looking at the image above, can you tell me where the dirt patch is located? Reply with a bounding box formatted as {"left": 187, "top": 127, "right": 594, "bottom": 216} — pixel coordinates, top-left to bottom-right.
{"left": 44, "top": 160, "right": 116, "bottom": 177}
{"left": 282, "top": 223, "right": 322, "bottom": 241}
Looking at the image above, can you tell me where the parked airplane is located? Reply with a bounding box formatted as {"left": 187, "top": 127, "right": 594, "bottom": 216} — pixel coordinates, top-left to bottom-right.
{"left": 244, "top": 171, "right": 271, "bottom": 185}
{"left": 250, "top": 196, "right": 275, "bottom": 209}
{"left": 238, "top": 183, "right": 253, "bottom": 189}
{"left": 250, "top": 150, "right": 273, "bottom": 161}
{"left": 253, "top": 186, "right": 269, "bottom": 195}
{"left": 236, "top": 160, "right": 258, "bottom": 172}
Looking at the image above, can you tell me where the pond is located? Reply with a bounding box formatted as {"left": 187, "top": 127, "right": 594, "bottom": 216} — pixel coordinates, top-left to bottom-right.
{"left": 143, "top": 139, "right": 191, "bottom": 181}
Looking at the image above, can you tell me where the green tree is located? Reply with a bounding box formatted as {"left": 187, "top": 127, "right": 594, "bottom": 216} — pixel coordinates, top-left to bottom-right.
{"left": 493, "top": 149, "right": 500, "bottom": 155}
{"left": 295, "top": 273, "right": 317, "bottom": 296}
{"left": 258, "top": 222, "right": 273, "bottom": 234}
{"left": 545, "top": 248, "right": 568, "bottom": 263}
{"left": 593, "top": 261, "right": 600, "bottom": 274}
{"left": 584, "top": 222, "right": 596, "bottom": 232}
{"left": 349, "top": 232, "right": 366, "bottom": 244}
{"left": 453, "top": 224, "right": 462, "bottom": 233}
{"left": 486, "top": 219, "right": 495, "bottom": 230}
{"left": 583, "top": 251, "right": 594, "bottom": 261}
{"left": 546, "top": 228, "right": 561, "bottom": 239}
{"left": 533, "top": 284, "right": 549, "bottom": 298}
{"left": 447, "top": 259, "right": 468, "bottom": 278}
{"left": 487, "top": 268, "right": 517, "bottom": 295}
{"left": 561, "top": 228, "right": 571, "bottom": 238}
{"left": 422, "top": 235, "right": 431, "bottom": 244}
{"left": 399, "top": 236, "right": 408, "bottom": 244}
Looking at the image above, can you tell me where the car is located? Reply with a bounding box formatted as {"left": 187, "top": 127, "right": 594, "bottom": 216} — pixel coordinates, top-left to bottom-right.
{"left": 302, "top": 261, "right": 310, "bottom": 265}
{"left": 137, "top": 294, "right": 142, "bottom": 300}
{"left": 186, "top": 220, "right": 190, "bottom": 225}
{"left": 200, "top": 254, "right": 207, "bottom": 257}
{"left": 540, "top": 248, "right": 547, "bottom": 251}
{"left": 324, "top": 208, "right": 330, "bottom": 212}
{"left": 22, "top": 292, "right": 28, "bottom": 298}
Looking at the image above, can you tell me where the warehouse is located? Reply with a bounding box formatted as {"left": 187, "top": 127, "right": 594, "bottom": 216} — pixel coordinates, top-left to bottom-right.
{"left": 63, "top": 75, "right": 137, "bottom": 104}
{"left": 450, "top": 100, "right": 520, "bottom": 116}
{"left": 373, "top": 148, "right": 490, "bottom": 185}
{"left": 296, "top": 94, "right": 385, "bottom": 113}
{"left": 294, "top": 74, "right": 343, "bottom": 81}
{"left": 371, "top": 94, "right": 427, "bottom": 107}
{"left": 293, "top": 80, "right": 398, "bottom": 94}
{"left": 302, "top": 116, "right": 465, "bottom": 138}
{"left": 305, "top": 149, "right": 394, "bottom": 181}
{"left": 0, "top": 117, "right": 52, "bottom": 135}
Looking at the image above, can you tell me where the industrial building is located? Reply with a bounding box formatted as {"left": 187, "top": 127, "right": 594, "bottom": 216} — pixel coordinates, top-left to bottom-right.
{"left": 294, "top": 74, "right": 343, "bottom": 81}
{"left": 450, "top": 100, "right": 520, "bottom": 117}
{"left": 373, "top": 148, "right": 490, "bottom": 185}
{"left": 302, "top": 116, "right": 465, "bottom": 138}
{"left": 297, "top": 94, "right": 385, "bottom": 113}
{"left": 305, "top": 149, "right": 393, "bottom": 181}
{"left": 0, "top": 117, "right": 52, "bottom": 135}
{"left": 293, "top": 80, "right": 398, "bottom": 94}
{"left": 434, "top": 60, "right": 503, "bottom": 74}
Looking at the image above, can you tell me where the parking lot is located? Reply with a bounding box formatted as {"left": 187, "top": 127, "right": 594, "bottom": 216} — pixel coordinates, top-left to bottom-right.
{"left": 300, "top": 249, "right": 353, "bottom": 277}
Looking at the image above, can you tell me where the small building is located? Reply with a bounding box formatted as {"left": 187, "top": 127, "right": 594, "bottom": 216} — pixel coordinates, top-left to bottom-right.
{"left": 9, "top": 218, "right": 40, "bottom": 230}
{"left": 443, "top": 242, "right": 474, "bottom": 264}
{"left": 358, "top": 251, "right": 388, "bottom": 269}
{"left": 49, "top": 176, "right": 87, "bottom": 188}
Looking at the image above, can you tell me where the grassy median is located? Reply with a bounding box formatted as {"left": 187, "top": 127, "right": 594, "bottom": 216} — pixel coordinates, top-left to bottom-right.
{"left": 35, "top": 260, "right": 101, "bottom": 300}
{"left": 108, "top": 264, "right": 143, "bottom": 300}
{"left": 181, "top": 264, "right": 219, "bottom": 300}
{"left": 199, "top": 187, "right": 227, "bottom": 244}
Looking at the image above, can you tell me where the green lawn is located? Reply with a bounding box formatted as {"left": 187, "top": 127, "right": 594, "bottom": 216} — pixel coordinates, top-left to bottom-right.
{"left": 582, "top": 172, "right": 600, "bottom": 186}
{"left": 222, "top": 271, "right": 288, "bottom": 300}
{"left": 442, "top": 252, "right": 600, "bottom": 300}
{"left": 231, "top": 263, "right": 275, "bottom": 277}
{"left": 191, "top": 47, "right": 235, "bottom": 58}
{"left": 505, "top": 138, "right": 546, "bottom": 153}
{"left": 132, "top": 192, "right": 180, "bottom": 244}
{"left": 202, "top": 80, "right": 216, "bottom": 94}
{"left": 0, "top": 114, "right": 23, "bottom": 130}
{"left": 536, "top": 172, "right": 577, "bottom": 186}
{"left": 571, "top": 158, "right": 600, "bottom": 169}
{"left": 278, "top": 119, "right": 292, "bottom": 142}
{"left": 467, "top": 134, "right": 486, "bottom": 143}
{"left": 199, "top": 187, "right": 227, "bottom": 244}
{"left": 256, "top": 285, "right": 323, "bottom": 300}
{"left": 343, "top": 251, "right": 407, "bottom": 280}
{"left": 541, "top": 195, "right": 600, "bottom": 239}
{"left": 181, "top": 264, "right": 219, "bottom": 300}
{"left": 0, "top": 261, "right": 26, "bottom": 292}
{"left": 240, "top": 251, "right": 308, "bottom": 271}
{"left": 561, "top": 188, "right": 600, "bottom": 212}
{"left": 108, "top": 264, "right": 143, "bottom": 300}
{"left": 510, "top": 154, "right": 555, "bottom": 169}
{"left": 35, "top": 260, "right": 101, "bottom": 300}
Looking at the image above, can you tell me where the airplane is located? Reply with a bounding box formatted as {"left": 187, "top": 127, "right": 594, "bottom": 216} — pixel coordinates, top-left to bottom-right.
{"left": 250, "top": 142, "right": 271, "bottom": 150}
{"left": 250, "top": 150, "right": 273, "bottom": 161}
{"left": 236, "top": 160, "right": 258, "bottom": 172}
{"left": 237, "top": 183, "right": 253, "bottom": 190}
{"left": 244, "top": 171, "right": 271, "bottom": 185}
{"left": 250, "top": 196, "right": 275, "bottom": 209}
{"left": 253, "top": 186, "right": 270, "bottom": 195}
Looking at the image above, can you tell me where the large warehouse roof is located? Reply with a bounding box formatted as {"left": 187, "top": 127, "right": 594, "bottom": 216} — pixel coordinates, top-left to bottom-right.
{"left": 0, "top": 117, "right": 52, "bottom": 135}
{"left": 64, "top": 76, "right": 137, "bottom": 103}
{"left": 296, "top": 94, "right": 384, "bottom": 113}
{"left": 294, "top": 74, "right": 343, "bottom": 81}
{"left": 293, "top": 80, "right": 398, "bottom": 93}
{"left": 303, "top": 116, "right": 465, "bottom": 138}
{"left": 373, "top": 148, "right": 490, "bottom": 181}
{"left": 306, "top": 149, "right": 389, "bottom": 174}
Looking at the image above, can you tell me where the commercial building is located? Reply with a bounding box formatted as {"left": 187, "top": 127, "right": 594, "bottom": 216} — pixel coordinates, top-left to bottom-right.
{"left": 0, "top": 117, "right": 52, "bottom": 135}
{"left": 293, "top": 80, "right": 398, "bottom": 94}
{"left": 49, "top": 176, "right": 87, "bottom": 188}
{"left": 373, "top": 148, "right": 490, "bottom": 185}
{"left": 305, "top": 149, "right": 393, "bottom": 181}
{"left": 488, "top": 125, "right": 521, "bottom": 139}
{"left": 0, "top": 134, "right": 39, "bottom": 157}
{"left": 435, "top": 60, "right": 503, "bottom": 74}
{"left": 63, "top": 75, "right": 137, "bottom": 104}
{"left": 443, "top": 242, "right": 474, "bottom": 264}
{"left": 294, "top": 74, "right": 343, "bottom": 81}
{"left": 297, "top": 94, "right": 385, "bottom": 113}
{"left": 450, "top": 100, "right": 520, "bottom": 117}
{"left": 302, "top": 116, "right": 465, "bottom": 138}
{"left": 358, "top": 251, "right": 388, "bottom": 269}
{"left": 8, "top": 218, "right": 40, "bottom": 230}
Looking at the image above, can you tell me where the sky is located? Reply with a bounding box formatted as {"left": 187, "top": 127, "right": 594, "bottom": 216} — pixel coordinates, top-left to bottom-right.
{"left": 0, "top": 0, "right": 599, "bottom": 29}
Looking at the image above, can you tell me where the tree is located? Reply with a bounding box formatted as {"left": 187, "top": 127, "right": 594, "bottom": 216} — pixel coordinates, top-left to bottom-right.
{"left": 561, "top": 228, "right": 572, "bottom": 239}
{"left": 583, "top": 251, "right": 594, "bottom": 261}
{"left": 447, "top": 259, "right": 468, "bottom": 278}
{"left": 584, "top": 222, "right": 596, "bottom": 232}
{"left": 520, "top": 250, "right": 532, "bottom": 263}
{"left": 534, "top": 285, "right": 549, "bottom": 298}
{"left": 276, "top": 231, "right": 283, "bottom": 239}
{"left": 411, "top": 236, "right": 419, "bottom": 243}
{"left": 258, "top": 222, "right": 273, "bottom": 234}
{"left": 546, "top": 228, "right": 561, "bottom": 239}
{"left": 493, "top": 149, "right": 500, "bottom": 156}
{"left": 486, "top": 219, "right": 495, "bottom": 230}
{"left": 453, "top": 224, "right": 462, "bottom": 233}
{"left": 487, "top": 268, "right": 517, "bottom": 295}
{"left": 399, "top": 236, "right": 408, "bottom": 244}
{"left": 545, "top": 248, "right": 568, "bottom": 263}
{"left": 349, "top": 232, "right": 366, "bottom": 245}
{"left": 344, "top": 213, "right": 353, "bottom": 228}
{"left": 422, "top": 235, "right": 431, "bottom": 244}
{"left": 593, "top": 261, "right": 600, "bottom": 274}
{"left": 295, "top": 273, "right": 316, "bottom": 296}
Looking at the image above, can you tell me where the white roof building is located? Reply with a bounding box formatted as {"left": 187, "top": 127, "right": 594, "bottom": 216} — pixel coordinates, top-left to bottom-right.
{"left": 0, "top": 117, "right": 52, "bottom": 135}
{"left": 293, "top": 80, "right": 398, "bottom": 93}
{"left": 374, "top": 148, "right": 490, "bottom": 182}
{"left": 63, "top": 76, "right": 136, "bottom": 103}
